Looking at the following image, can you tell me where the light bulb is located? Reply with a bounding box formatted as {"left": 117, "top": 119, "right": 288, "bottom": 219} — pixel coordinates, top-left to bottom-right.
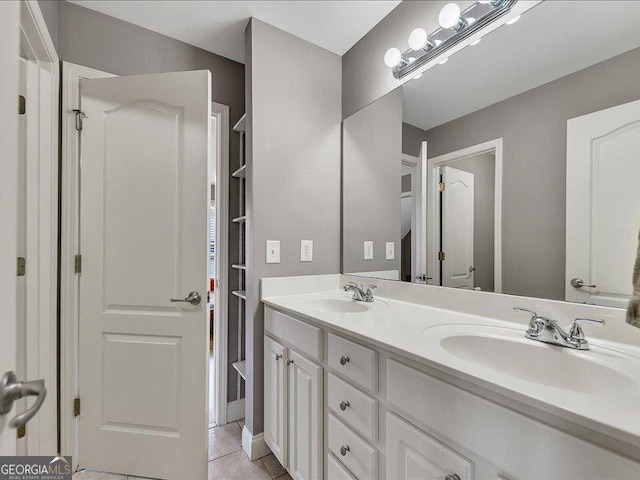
{"left": 408, "top": 28, "right": 429, "bottom": 51}
{"left": 470, "top": 38, "right": 481, "bottom": 46}
{"left": 506, "top": 15, "right": 521, "bottom": 25}
{"left": 384, "top": 47, "right": 402, "bottom": 68}
{"left": 439, "top": 3, "right": 461, "bottom": 29}
{"left": 478, "top": 0, "right": 492, "bottom": 3}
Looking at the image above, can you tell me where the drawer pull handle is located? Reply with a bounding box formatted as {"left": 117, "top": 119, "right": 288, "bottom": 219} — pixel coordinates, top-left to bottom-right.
{"left": 287, "top": 359, "right": 294, "bottom": 366}
{"left": 339, "top": 355, "right": 350, "bottom": 366}
{"left": 275, "top": 354, "right": 282, "bottom": 361}
{"left": 340, "top": 445, "right": 350, "bottom": 456}
{"left": 339, "top": 400, "right": 350, "bottom": 411}
{"left": 445, "top": 475, "right": 461, "bottom": 480}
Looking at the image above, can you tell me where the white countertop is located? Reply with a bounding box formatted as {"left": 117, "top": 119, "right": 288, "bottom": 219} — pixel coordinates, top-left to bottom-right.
{"left": 262, "top": 287, "right": 640, "bottom": 455}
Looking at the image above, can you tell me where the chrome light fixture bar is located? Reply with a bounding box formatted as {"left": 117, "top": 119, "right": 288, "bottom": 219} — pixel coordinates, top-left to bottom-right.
{"left": 387, "top": 0, "right": 518, "bottom": 79}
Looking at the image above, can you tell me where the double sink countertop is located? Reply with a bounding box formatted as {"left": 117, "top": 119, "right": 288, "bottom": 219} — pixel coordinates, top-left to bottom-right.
{"left": 262, "top": 286, "right": 640, "bottom": 459}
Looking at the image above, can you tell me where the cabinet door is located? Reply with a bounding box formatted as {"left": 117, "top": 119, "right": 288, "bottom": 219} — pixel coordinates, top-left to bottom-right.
{"left": 387, "top": 413, "right": 473, "bottom": 480}
{"left": 264, "top": 336, "right": 288, "bottom": 466}
{"left": 288, "top": 349, "right": 323, "bottom": 480}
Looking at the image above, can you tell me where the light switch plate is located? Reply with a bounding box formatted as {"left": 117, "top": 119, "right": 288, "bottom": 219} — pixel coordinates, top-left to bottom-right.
{"left": 364, "top": 241, "right": 374, "bottom": 260}
{"left": 386, "top": 242, "right": 395, "bottom": 260}
{"left": 300, "top": 240, "right": 313, "bottom": 262}
{"left": 266, "top": 240, "right": 280, "bottom": 264}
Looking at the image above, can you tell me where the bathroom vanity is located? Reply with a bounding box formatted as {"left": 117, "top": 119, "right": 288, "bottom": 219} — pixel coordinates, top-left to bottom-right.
{"left": 261, "top": 275, "right": 640, "bottom": 480}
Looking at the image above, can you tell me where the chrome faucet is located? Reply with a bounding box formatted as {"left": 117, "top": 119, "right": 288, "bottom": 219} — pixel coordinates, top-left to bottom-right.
{"left": 343, "top": 282, "right": 376, "bottom": 302}
{"left": 513, "top": 307, "right": 605, "bottom": 350}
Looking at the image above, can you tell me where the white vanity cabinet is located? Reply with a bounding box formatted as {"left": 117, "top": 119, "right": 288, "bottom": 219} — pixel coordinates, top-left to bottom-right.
{"left": 264, "top": 309, "right": 324, "bottom": 480}
{"left": 263, "top": 305, "right": 640, "bottom": 480}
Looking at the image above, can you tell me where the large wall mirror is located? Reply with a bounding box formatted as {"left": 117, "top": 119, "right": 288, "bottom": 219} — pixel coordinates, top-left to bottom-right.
{"left": 342, "top": 1, "right": 640, "bottom": 308}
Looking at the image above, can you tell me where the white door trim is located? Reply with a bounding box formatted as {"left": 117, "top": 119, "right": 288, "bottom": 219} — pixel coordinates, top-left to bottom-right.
{"left": 18, "top": 0, "right": 59, "bottom": 455}
{"left": 212, "top": 102, "right": 230, "bottom": 426}
{"left": 427, "top": 138, "right": 503, "bottom": 293}
{"left": 59, "top": 62, "right": 116, "bottom": 463}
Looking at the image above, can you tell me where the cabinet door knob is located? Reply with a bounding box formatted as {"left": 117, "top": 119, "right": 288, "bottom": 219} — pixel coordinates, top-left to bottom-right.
{"left": 287, "top": 359, "right": 294, "bottom": 366}
{"left": 339, "top": 400, "right": 350, "bottom": 411}
{"left": 445, "top": 475, "right": 461, "bottom": 480}
{"left": 275, "top": 354, "right": 282, "bottom": 361}
{"left": 340, "top": 445, "right": 350, "bottom": 456}
{"left": 339, "top": 355, "right": 350, "bottom": 366}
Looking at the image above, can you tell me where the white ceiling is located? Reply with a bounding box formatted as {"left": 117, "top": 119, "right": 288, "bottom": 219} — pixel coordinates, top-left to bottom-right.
{"left": 403, "top": 1, "right": 640, "bottom": 131}
{"left": 68, "top": 0, "right": 401, "bottom": 64}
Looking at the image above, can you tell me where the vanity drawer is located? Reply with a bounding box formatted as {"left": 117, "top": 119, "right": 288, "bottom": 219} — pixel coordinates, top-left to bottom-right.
{"left": 328, "top": 413, "right": 378, "bottom": 480}
{"left": 264, "top": 307, "right": 322, "bottom": 361}
{"left": 328, "top": 373, "right": 378, "bottom": 442}
{"left": 328, "top": 453, "right": 357, "bottom": 480}
{"left": 328, "top": 333, "right": 378, "bottom": 392}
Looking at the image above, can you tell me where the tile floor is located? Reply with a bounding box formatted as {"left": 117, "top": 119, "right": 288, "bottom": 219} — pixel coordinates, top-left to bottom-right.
{"left": 72, "top": 419, "right": 290, "bottom": 480}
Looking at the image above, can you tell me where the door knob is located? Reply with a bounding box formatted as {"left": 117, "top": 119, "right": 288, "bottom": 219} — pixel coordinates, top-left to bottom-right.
{"left": 570, "top": 278, "right": 596, "bottom": 289}
{"left": 339, "top": 400, "right": 350, "bottom": 411}
{"left": 170, "top": 291, "right": 202, "bottom": 305}
{"left": 445, "top": 475, "right": 461, "bottom": 480}
{"left": 0, "top": 371, "right": 47, "bottom": 428}
{"left": 340, "top": 445, "right": 350, "bottom": 456}
{"left": 339, "top": 355, "right": 350, "bottom": 366}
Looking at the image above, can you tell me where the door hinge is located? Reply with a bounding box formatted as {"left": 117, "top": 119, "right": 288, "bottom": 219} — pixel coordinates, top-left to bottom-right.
{"left": 74, "top": 397, "right": 81, "bottom": 417}
{"left": 74, "top": 254, "right": 82, "bottom": 274}
{"left": 438, "top": 182, "right": 445, "bottom": 192}
{"left": 73, "top": 109, "right": 87, "bottom": 131}
{"left": 17, "top": 424, "right": 26, "bottom": 439}
{"left": 19, "top": 95, "right": 26, "bottom": 115}
{"left": 438, "top": 251, "right": 446, "bottom": 261}
{"left": 17, "top": 257, "right": 26, "bottom": 276}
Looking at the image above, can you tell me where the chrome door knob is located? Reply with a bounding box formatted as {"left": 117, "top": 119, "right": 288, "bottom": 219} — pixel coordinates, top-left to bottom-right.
{"left": 275, "top": 354, "right": 282, "bottom": 361}
{"left": 339, "top": 400, "right": 350, "bottom": 411}
{"left": 570, "top": 278, "right": 596, "bottom": 289}
{"left": 170, "top": 291, "right": 202, "bottom": 305}
{"left": 339, "top": 355, "right": 350, "bottom": 366}
{"left": 0, "top": 371, "right": 47, "bottom": 428}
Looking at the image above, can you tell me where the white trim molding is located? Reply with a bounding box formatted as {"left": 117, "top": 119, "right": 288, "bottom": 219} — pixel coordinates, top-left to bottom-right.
{"left": 212, "top": 102, "right": 230, "bottom": 426}
{"left": 242, "top": 426, "right": 271, "bottom": 461}
{"left": 427, "top": 138, "right": 503, "bottom": 293}
{"left": 18, "top": 0, "right": 59, "bottom": 456}
{"left": 226, "top": 398, "right": 245, "bottom": 423}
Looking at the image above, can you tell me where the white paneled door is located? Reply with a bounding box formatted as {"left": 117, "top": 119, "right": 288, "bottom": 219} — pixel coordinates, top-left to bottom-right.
{"left": 79, "top": 71, "right": 210, "bottom": 479}
{"left": 264, "top": 336, "right": 288, "bottom": 467}
{"left": 566, "top": 99, "right": 640, "bottom": 307}
{"left": 442, "top": 166, "right": 475, "bottom": 289}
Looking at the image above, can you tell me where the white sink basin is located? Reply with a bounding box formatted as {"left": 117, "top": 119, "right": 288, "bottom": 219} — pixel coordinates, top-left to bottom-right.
{"left": 298, "top": 297, "right": 370, "bottom": 313}
{"left": 425, "top": 324, "right": 640, "bottom": 395}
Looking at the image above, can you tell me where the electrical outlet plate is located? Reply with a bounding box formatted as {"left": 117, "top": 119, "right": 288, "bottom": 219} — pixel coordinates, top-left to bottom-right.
{"left": 364, "top": 241, "right": 374, "bottom": 260}
{"left": 266, "top": 240, "right": 280, "bottom": 264}
{"left": 300, "top": 240, "right": 313, "bottom": 262}
{"left": 386, "top": 242, "right": 395, "bottom": 260}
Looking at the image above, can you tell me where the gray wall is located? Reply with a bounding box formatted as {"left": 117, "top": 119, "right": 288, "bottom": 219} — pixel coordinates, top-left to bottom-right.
{"left": 342, "top": 1, "right": 474, "bottom": 118}
{"left": 245, "top": 19, "right": 342, "bottom": 435}
{"left": 40, "top": 1, "right": 246, "bottom": 401}
{"left": 402, "top": 122, "right": 426, "bottom": 157}
{"left": 450, "top": 153, "right": 495, "bottom": 293}
{"left": 426, "top": 45, "right": 640, "bottom": 300}
{"left": 343, "top": 89, "right": 402, "bottom": 275}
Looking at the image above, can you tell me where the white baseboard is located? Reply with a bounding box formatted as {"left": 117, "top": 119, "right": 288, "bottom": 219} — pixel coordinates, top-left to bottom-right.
{"left": 227, "top": 399, "right": 245, "bottom": 423}
{"left": 242, "top": 426, "right": 271, "bottom": 461}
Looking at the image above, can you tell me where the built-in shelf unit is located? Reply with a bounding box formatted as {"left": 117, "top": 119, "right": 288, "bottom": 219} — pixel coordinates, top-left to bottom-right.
{"left": 231, "top": 113, "right": 247, "bottom": 395}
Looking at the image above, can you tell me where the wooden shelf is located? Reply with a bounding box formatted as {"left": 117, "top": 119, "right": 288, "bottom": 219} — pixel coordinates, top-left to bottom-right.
{"left": 233, "top": 113, "right": 246, "bottom": 133}
{"left": 232, "top": 290, "right": 246, "bottom": 300}
{"left": 232, "top": 360, "right": 246, "bottom": 381}
{"left": 232, "top": 216, "right": 246, "bottom": 224}
{"left": 232, "top": 164, "right": 246, "bottom": 178}
{"left": 232, "top": 264, "right": 246, "bottom": 270}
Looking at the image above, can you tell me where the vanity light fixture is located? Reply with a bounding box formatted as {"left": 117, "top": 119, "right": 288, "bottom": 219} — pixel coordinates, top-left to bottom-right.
{"left": 384, "top": 0, "right": 518, "bottom": 79}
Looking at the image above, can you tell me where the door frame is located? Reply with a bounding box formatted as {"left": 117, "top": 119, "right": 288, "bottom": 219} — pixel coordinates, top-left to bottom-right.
{"left": 17, "top": 0, "right": 59, "bottom": 455}
{"left": 212, "top": 102, "right": 230, "bottom": 426}
{"left": 427, "top": 138, "right": 503, "bottom": 293}
{"left": 60, "top": 63, "right": 231, "bottom": 462}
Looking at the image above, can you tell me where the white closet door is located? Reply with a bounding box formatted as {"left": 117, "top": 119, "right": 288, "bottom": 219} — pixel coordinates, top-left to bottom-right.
{"left": 79, "top": 70, "right": 210, "bottom": 479}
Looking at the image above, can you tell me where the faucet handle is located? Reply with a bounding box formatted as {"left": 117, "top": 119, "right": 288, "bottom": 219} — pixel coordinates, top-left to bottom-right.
{"left": 513, "top": 306, "right": 537, "bottom": 318}
{"left": 569, "top": 317, "right": 605, "bottom": 339}
{"left": 366, "top": 285, "right": 377, "bottom": 292}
